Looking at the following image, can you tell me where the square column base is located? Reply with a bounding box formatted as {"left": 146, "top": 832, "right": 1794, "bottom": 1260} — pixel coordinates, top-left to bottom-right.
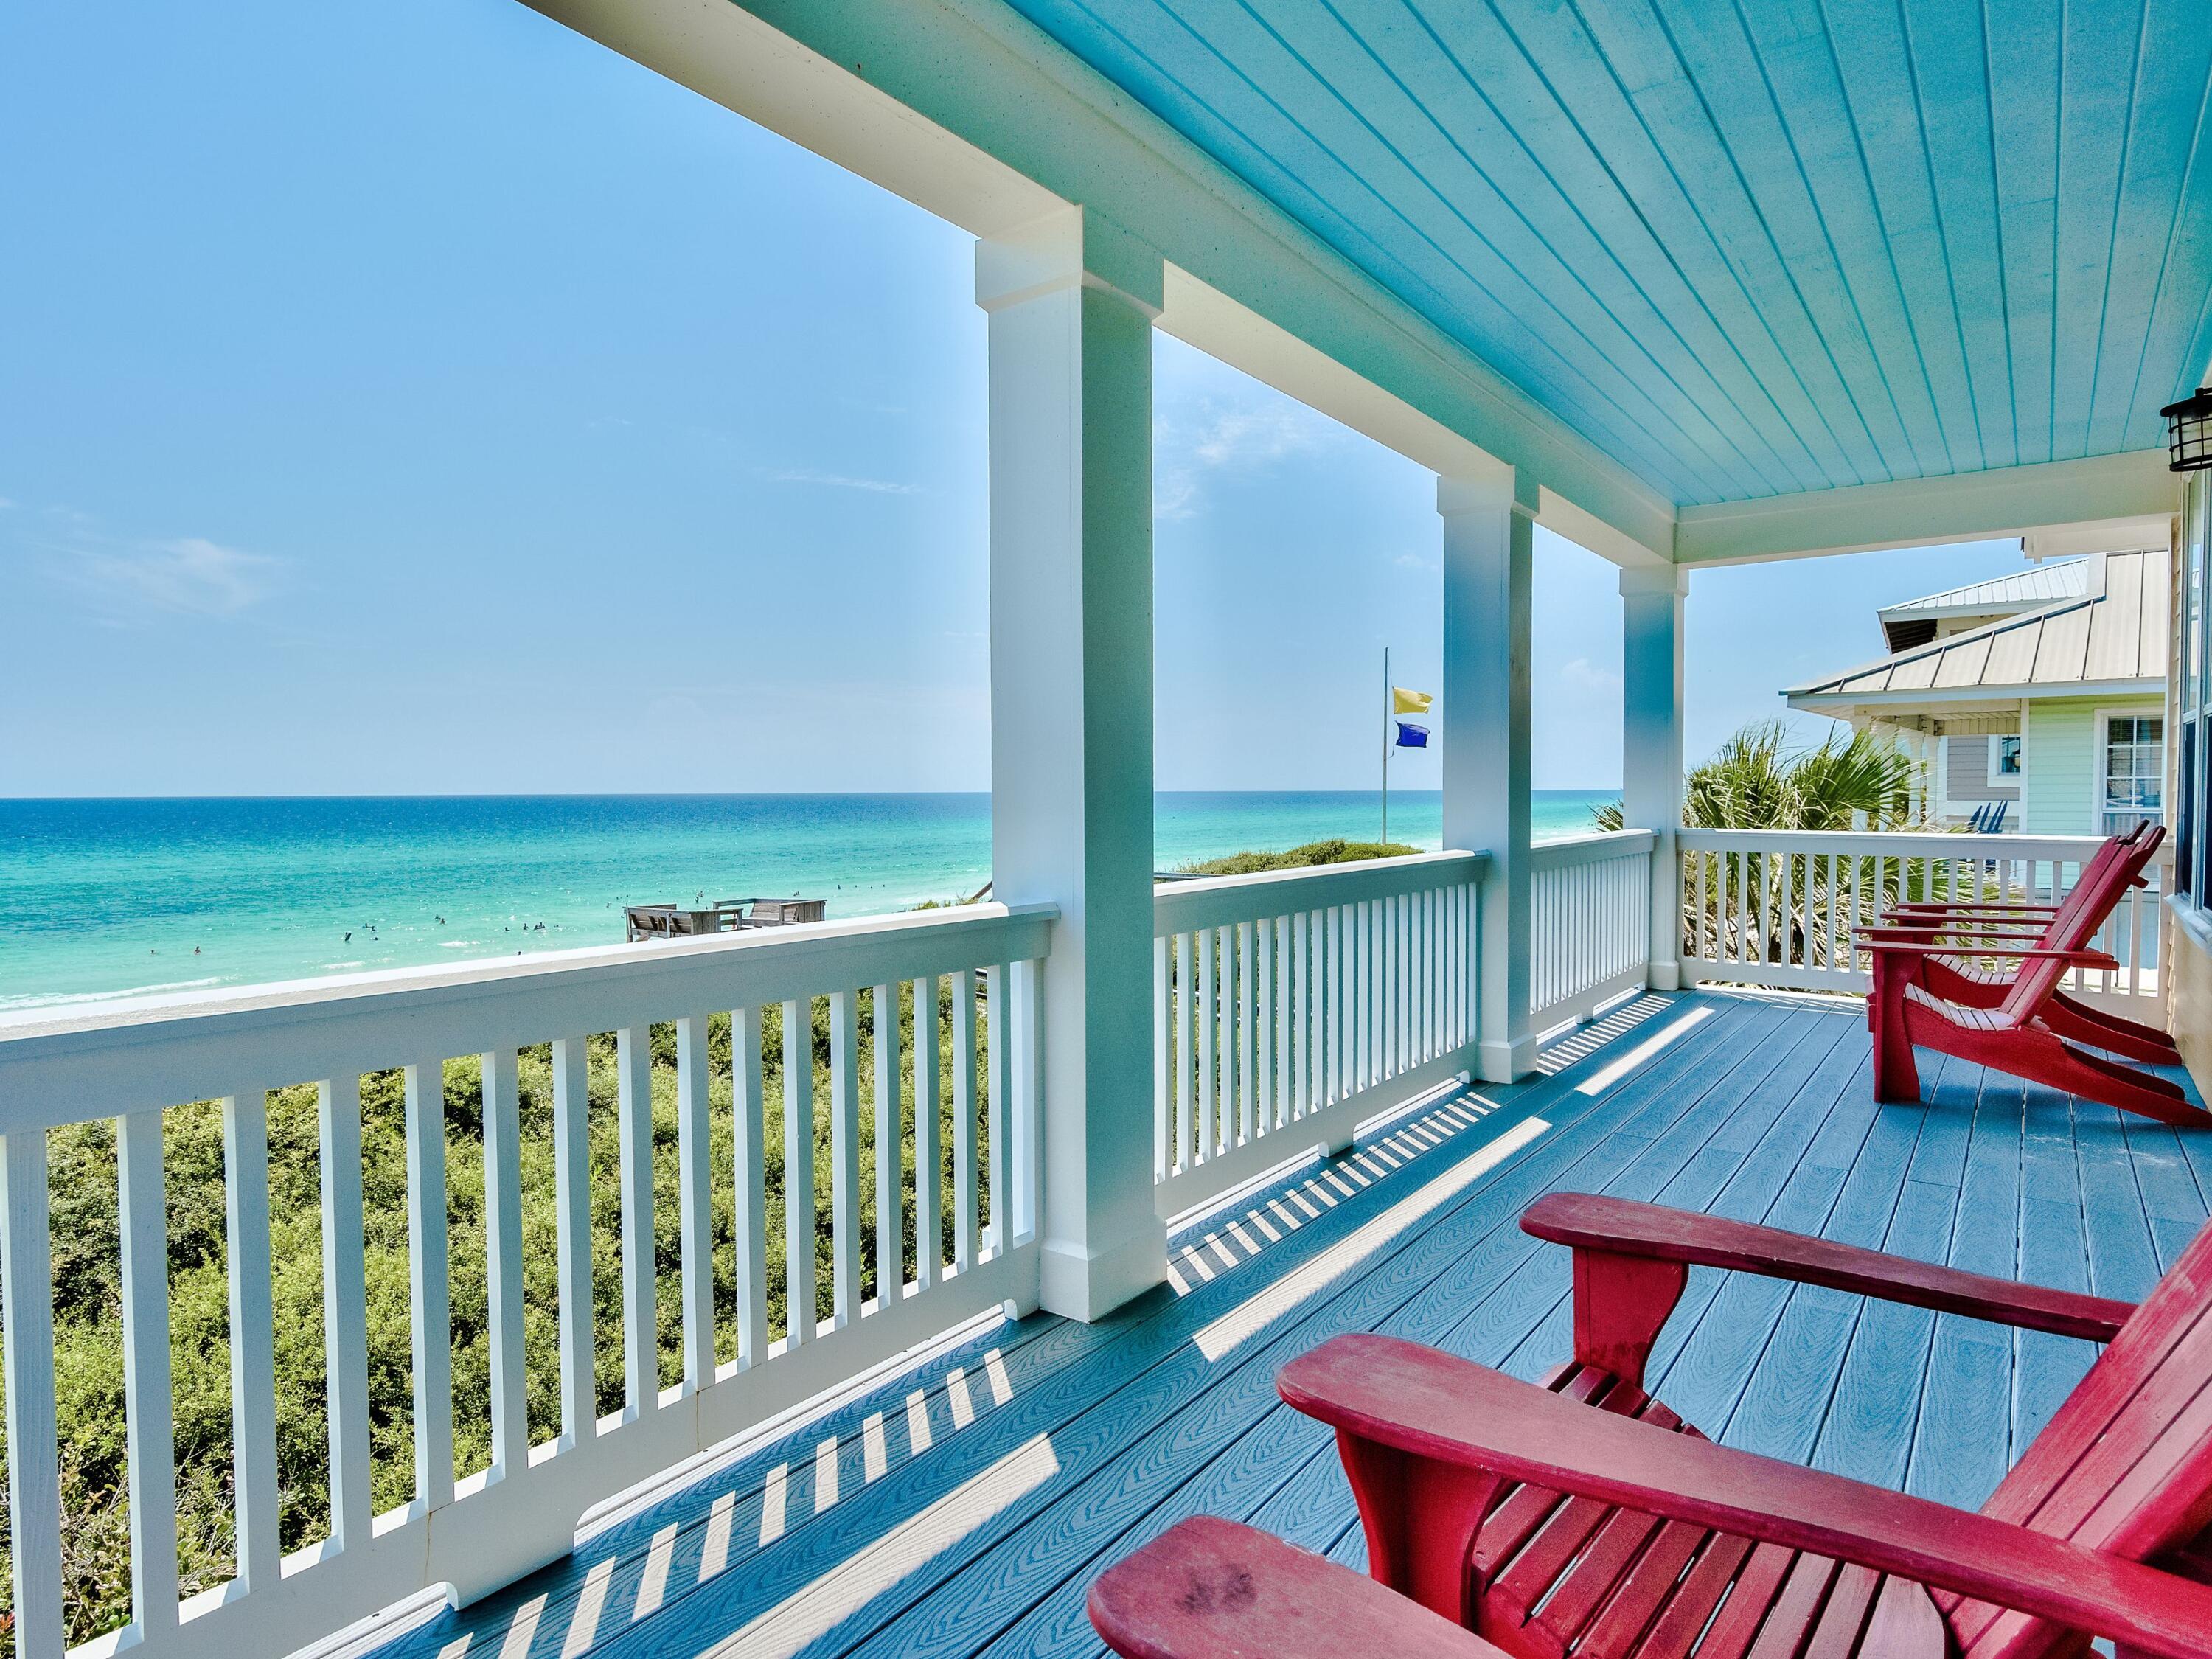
{"left": 1478, "top": 1032, "right": 1541, "bottom": 1084}
{"left": 1038, "top": 1218, "right": 1169, "bottom": 1324}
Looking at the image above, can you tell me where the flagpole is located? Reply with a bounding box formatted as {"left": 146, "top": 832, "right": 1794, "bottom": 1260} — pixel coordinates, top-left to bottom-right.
{"left": 1381, "top": 645, "right": 1390, "bottom": 846}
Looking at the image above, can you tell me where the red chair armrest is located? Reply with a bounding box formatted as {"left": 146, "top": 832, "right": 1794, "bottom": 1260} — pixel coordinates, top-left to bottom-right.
{"left": 1866, "top": 926, "right": 2061, "bottom": 945}
{"left": 1854, "top": 936, "right": 2120, "bottom": 969}
{"left": 1088, "top": 1517, "right": 1506, "bottom": 1659}
{"left": 1521, "top": 1194, "right": 2133, "bottom": 1341}
{"left": 1279, "top": 1336, "right": 2212, "bottom": 1659}
{"left": 1892, "top": 900, "right": 2062, "bottom": 913}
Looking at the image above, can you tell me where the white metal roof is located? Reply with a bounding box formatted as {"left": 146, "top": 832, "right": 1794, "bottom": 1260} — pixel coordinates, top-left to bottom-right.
{"left": 1874, "top": 559, "right": 2090, "bottom": 625}
{"left": 1787, "top": 549, "right": 2168, "bottom": 706}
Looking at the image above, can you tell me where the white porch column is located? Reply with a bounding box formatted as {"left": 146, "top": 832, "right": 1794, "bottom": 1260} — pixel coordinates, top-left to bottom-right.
{"left": 1441, "top": 467, "right": 1537, "bottom": 1082}
{"left": 978, "top": 207, "right": 1167, "bottom": 1323}
{"left": 1621, "top": 566, "right": 1688, "bottom": 990}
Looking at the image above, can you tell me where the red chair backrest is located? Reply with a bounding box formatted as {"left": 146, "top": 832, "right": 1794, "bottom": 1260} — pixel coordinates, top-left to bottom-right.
{"left": 1994, "top": 824, "right": 2162, "bottom": 1023}
{"left": 1955, "top": 1209, "right": 2212, "bottom": 1658}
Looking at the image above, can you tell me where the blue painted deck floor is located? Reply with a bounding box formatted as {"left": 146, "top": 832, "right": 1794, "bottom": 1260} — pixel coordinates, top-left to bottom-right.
{"left": 364, "top": 989, "right": 2212, "bottom": 1659}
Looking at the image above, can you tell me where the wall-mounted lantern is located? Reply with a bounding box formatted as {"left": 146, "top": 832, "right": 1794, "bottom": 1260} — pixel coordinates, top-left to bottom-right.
{"left": 2160, "top": 387, "right": 2212, "bottom": 471}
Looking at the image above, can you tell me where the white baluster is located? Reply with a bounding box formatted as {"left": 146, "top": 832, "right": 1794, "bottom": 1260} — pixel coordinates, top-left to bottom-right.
{"left": 953, "top": 969, "right": 978, "bottom": 1270}
{"left": 225, "top": 1085, "right": 281, "bottom": 1589}
{"left": 1196, "top": 932, "right": 1215, "bottom": 1162}
{"left": 117, "top": 1107, "right": 178, "bottom": 1637}
{"left": 676, "top": 1015, "right": 717, "bottom": 1382}
{"left": 830, "top": 991, "right": 861, "bottom": 1326}
{"left": 782, "top": 1001, "right": 816, "bottom": 1346}
{"left": 1262, "top": 915, "right": 1281, "bottom": 1133}
{"left": 874, "top": 982, "right": 904, "bottom": 1306}
{"left": 732, "top": 1009, "right": 770, "bottom": 1365}
{"left": 1016, "top": 956, "right": 1046, "bottom": 1250}
{"left": 552, "top": 1037, "right": 596, "bottom": 1436}
{"left": 1176, "top": 934, "right": 1196, "bottom": 1166}
{"left": 318, "top": 1077, "right": 372, "bottom": 1539}
{"left": 1153, "top": 936, "right": 1172, "bottom": 1181}
{"left": 912, "top": 978, "right": 942, "bottom": 1290}
{"left": 618, "top": 1025, "right": 661, "bottom": 1400}
{"left": 1220, "top": 924, "right": 1241, "bottom": 1151}
{"left": 482, "top": 1048, "right": 529, "bottom": 1473}
{"left": 406, "top": 1059, "right": 455, "bottom": 1506}
{"left": 2, "top": 1126, "right": 63, "bottom": 1659}
{"left": 987, "top": 963, "right": 1011, "bottom": 1256}
{"left": 1237, "top": 921, "right": 1256, "bottom": 1144}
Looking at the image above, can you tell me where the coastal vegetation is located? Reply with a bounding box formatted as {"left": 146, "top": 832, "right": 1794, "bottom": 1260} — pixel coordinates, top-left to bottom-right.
{"left": 10, "top": 987, "right": 990, "bottom": 1651}
{"left": 1599, "top": 720, "right": 1933, "bottom": 970}
{"left": 1175, "top": 837, "right": 1421, "bottom": 876}
{"left": 1593, "top": 719, "right": 1919, "bottom": 835}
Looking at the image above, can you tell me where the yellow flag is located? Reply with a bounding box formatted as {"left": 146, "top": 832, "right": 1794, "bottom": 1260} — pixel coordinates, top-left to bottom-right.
{"left": 1392, "top": 686, "right": 1433, "bottom": 714}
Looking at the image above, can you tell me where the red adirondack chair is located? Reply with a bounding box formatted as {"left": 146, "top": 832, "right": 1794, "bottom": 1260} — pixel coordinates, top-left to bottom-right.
{"left": 1090, "top": 1514, "right": 1509, "bottom": 1658}
{"left": 1875, "top": 823, "right": 2175, "bottom": 1066}
{"left": 1088, "top": 1191, "right": 2212, "bottom": 1658}
{"left": 1863, "top": 827, "right": 2201, "bottom": 1127}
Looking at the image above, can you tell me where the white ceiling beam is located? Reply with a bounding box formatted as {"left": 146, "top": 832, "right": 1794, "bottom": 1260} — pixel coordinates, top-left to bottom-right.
{"left": 1673, "top": 450, "right": 2177, "bottom": 566}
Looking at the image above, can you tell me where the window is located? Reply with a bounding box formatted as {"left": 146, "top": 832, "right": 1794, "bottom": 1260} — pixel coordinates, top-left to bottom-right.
{"left": 2101, "top": 712, "right": 2165, "bottom": 835}
{"left": 1987, "top": 734, "right": 2023, "bottom": 786}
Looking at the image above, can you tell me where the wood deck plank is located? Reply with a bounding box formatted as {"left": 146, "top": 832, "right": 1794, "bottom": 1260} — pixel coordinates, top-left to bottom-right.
{"left": 1908, "top": 1061, "right": 2026, "bottom": 1509}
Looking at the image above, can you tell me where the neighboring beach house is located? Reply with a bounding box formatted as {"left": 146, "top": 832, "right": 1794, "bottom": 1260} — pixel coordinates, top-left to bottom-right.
{"left": 1783, "top": 549, "right": 2169, "bottom": 835}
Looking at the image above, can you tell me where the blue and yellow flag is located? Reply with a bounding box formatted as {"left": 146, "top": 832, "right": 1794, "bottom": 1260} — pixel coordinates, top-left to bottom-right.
{"left": 1392, "top": 686, "right": 1433, "bottom": 714}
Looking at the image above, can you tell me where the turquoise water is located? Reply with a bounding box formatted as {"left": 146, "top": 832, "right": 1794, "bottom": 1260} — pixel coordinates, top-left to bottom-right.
{"left": 0, "top": 791, "right": 1615, "bottom": 1010}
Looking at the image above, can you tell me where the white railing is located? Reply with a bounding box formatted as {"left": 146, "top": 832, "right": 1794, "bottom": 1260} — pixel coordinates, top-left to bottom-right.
{"left": 1150, "top": 851, "right": 1487, "bottom": 1215}
{"left": 1529, "top": 830, "right": 1655, "bottom": 1029}
{"left": 0, "top": 903, "right": 1051, "bottom": 1659}
{"left": 1676, "top": 830, "right": 2166, "bottom": 1015}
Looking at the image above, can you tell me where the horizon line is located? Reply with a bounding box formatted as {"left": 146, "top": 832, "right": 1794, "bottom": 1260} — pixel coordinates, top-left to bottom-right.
{"left": 1, "top": 785, "right": 1626, "bottom": 804}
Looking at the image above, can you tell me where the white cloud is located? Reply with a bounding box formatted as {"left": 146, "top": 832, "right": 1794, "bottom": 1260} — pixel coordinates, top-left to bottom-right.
{"left": 771, "top": 467, "right": 920, "bottom": 495}
{"left": 1560, "top": 655, "right": 1623, "bottom": 698}
{"left": 1154, "top": 390, "right": 1343, "bottom": 520}
{"left": 65, "top": 535, "right": 282, "bottom": 617}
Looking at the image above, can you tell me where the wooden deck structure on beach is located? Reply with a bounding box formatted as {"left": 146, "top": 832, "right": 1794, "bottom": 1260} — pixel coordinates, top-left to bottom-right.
{"left": 624, "top": 896, "right": 828, "bottom": 942}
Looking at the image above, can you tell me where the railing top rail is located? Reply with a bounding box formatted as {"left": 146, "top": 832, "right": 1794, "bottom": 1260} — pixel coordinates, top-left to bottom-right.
{"left": 1152, "top": 849, "right": 1487, "bottom": 936}
{"left": 0, "top": 902, "right": 1057, "bottom": 1128}
{"left": 1529, "top": 828, "right": 1657, "bottom": 870}
{"left": 1675, "top": 828, "right": 2123, "bottom": 858}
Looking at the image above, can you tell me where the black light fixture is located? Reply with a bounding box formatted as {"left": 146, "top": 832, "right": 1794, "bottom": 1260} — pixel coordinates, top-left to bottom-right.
{"left": 2160, "top": 386, "right": 2212, "bottom": 471}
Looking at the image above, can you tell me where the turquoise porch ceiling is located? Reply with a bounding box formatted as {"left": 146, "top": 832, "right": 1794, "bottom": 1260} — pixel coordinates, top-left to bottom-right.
{"left": 998, "top": 0, "right": 2212, "bottom": 505}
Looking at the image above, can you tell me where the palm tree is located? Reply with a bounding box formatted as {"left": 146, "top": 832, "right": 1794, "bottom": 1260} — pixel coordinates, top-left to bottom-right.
{"left": 1599, "top": 720, "right": 1944, "bottom": 970}
{"left": 1595, "top": 720, "right": 1918, "bottom": 835}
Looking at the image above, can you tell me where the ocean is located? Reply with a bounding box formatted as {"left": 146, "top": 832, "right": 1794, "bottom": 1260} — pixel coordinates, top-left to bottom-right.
{"left": 0, "top": 791, "right": 1616, "bottom": 1011}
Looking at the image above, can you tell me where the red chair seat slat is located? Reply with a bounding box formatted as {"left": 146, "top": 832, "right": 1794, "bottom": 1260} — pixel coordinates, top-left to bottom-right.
{"left": 1463, "top": 1363, "right": 1945, "bottom": 1659}
{"left": 1903, "top": 981, "right": 2014, "bottom": 1032}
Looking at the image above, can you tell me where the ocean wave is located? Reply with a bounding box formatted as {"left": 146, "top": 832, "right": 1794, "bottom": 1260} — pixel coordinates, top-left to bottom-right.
{"left": 0, "top": 976, "right": 223, "bottom": 1013}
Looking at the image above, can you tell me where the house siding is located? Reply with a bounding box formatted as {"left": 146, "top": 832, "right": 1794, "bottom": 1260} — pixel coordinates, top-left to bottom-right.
{"left": 1944, "top": 734, "right": 2020, "bottom": 806}
{"left": 2024, "top": 701, "right": 2094, "bottom": 833}
{"left": 2022, "top": 695, "right": 2164, "bottom": 834}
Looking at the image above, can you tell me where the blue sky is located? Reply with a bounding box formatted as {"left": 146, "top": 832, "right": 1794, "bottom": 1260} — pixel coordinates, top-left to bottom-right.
{"left": 1, "top": 0, "right": 2034, "bottom": 799}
